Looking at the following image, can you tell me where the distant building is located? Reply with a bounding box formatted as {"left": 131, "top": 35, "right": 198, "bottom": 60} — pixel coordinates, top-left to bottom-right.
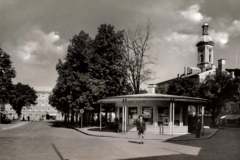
{"left": 5, "top": 91, "right": 62, "bottom": 121}
{"left": 156, "top": 23, "right": 229, "bottom": 93}
{"left": 154, "top": 23, "right": 240, "bottom": 126}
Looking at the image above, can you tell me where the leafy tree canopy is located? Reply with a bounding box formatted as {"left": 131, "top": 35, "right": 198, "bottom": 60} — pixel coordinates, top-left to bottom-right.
{"left": 50, "top": 24, "right": 132, "bottom": 119}
{"left": 167, "top": 77, "right": 200, "bottom": 97}
{"left": 91, "top": 24, "right": 131, "bottom": 98}
{"left": 0, "top": 48, "right": 16, "bottom": 104}
{"left": 9, "top": 83, "right": 37, "bottom": 117}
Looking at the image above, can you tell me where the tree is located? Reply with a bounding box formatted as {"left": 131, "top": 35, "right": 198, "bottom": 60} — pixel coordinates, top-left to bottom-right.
{"left": 123, "top": 23, "right": 152, "bottom": 94}
{"left": 49, "top": 31, "right": 94, "bottom": 123}
{"left": 9, "top": 83, "right": 37, "bottom": 118}
{"left": 91, "top": 24, "right": 131, "bottom": 98}
{"left": 199, "top": 73, "right": 233, "bottom": 126}
{"left": 50, "top": 25, "right": 132, "bottom": 125}
{"left": 0, "top": 48, "right": 16, "bottom": 123}
{"left": 167, "top": 77, "right": 200, "bottom": 97}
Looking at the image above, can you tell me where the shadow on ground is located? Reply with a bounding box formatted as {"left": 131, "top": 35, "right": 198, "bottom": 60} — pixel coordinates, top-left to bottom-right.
{"left": 47, "top": 121, "right": 77, "bottom": 129}
{"left": 118, "top": 154, "right": 196, "bottom": 160}
{"left": 119, "top": 128, "right": 240, "bottom": 160}
{"left": 88, "top": 127, "right": 116, "bottom": 132}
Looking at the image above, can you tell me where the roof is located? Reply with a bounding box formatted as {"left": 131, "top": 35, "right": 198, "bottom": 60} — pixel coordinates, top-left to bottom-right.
{"left": 98, "top": 93, "right": 207, "bottom": 104}
{"left": 155, "top": 78, "right": 177, "bottom": 85}
{"left": 220, "top": 114, "right": 240, "bottom": 120}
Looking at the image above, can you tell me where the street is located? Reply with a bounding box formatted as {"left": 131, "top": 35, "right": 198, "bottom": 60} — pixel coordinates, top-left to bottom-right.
{"left": 0, "top": 122, "right": 239, "bottom": 160}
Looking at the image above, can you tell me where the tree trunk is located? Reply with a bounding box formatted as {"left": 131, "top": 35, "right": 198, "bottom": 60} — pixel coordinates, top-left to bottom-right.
{"left": 0, "top": 103, "right": 5, "bottom": 124}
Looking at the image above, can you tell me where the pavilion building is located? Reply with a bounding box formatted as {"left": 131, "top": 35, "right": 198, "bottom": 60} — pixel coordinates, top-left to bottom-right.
{"left": 98, "top": 93, "right": 206, "bottom": 135}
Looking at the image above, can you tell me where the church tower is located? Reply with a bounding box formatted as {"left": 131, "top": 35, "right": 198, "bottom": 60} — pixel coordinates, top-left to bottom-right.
{"left": 196, "top": 23, "right": 214, "bottom": 72}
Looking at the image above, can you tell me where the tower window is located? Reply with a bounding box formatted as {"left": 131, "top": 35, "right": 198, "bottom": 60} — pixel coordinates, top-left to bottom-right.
{"left": 209, "top": 48, "right": 212, "bottom": 53}
{"left": 209, "top": 54, "right": 211, "bottom": 62}
{"left": 200, "top": 54, "right": 204, "bottom": 63}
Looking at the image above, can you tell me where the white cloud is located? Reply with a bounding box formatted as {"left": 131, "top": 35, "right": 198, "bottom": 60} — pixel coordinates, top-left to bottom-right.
{"left": 180, "top": 4, "right": 211, "bottom": 23}
{"left": 228, "top": 20, "right": 240, "bottom": 35}
{"left": 207, "top": 19, "right": 240, "bottom": 47}
{"left": 4, "top": 28, "right": 68, "bottom": 65}
{"left": 159, "top": 32, "right": 198, "bottom": 56}
{"left": 165, "top": 32, "right": 198, "bottom": 42}
{"left": 210, "top": 30, "right": 229, "bottom": 47}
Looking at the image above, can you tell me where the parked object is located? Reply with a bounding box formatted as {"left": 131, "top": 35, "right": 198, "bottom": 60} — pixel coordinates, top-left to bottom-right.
{"left": 220, "top": 114, "right": 240, "bottom": 127}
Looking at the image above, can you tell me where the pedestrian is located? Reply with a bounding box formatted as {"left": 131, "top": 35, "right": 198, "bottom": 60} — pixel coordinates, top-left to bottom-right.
{"left": 114, "top": 117, "right": 119, "bottom": 132}
{"left": 136, "top": 115, "right": 146, "bottom": 144}
{"left": 159, "top": 121, "right": 164, "bottom": 135}
{"left": 195, "top": 117, "right": 201, "bottom": 138}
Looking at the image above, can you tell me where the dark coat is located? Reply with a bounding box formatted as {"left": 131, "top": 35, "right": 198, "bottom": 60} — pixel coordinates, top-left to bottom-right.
{"left": 136, "top": 119, "right": 146, "bottom": 132}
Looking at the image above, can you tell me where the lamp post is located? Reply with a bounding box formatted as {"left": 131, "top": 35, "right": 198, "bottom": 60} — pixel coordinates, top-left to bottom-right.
{"left": 80, "top": 108, "right": 84, "bottom": 128}
{"left": 201, "top": 106, "right": 205, "bottom": 136}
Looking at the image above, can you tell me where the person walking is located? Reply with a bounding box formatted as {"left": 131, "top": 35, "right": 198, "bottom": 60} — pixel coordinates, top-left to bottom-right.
{"left": 136, "top": 115, "right": 146, "bottom": 144}
{"left": 195, "top": 117, "right": 201, "bottom": 138}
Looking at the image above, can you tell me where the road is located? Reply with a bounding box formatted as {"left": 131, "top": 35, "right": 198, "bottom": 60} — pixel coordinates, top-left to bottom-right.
{"left": 0, "top": 121, "right": 239, "bottom": 160}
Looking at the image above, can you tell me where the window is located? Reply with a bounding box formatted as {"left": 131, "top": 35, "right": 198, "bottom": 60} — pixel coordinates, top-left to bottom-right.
{"left": 142, "top": 107, "right": 153, "bottom": 124}
{"left": 209, "top": 53, "right": 211, "bottom": 62}
{"left": 209, "top": 48, "right": 212, "bottom": 53}
{"left": 128, "top": 107, "right": 138, "bottom": 125}
{"left": 200, "top": 54, "right": 204, "bottom": 63}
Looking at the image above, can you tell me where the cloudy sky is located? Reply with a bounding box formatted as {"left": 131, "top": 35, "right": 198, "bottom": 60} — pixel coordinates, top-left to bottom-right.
{"left": 1, "top": 0, "right": 240, "bottom": 91}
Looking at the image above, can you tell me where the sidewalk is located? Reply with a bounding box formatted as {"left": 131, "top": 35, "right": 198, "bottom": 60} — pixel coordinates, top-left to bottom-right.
{"left": 75, "top": 127, "right": 218, "bottom": 141}
{"left": 167, "top": 128, "right": 219, "bottom": 141}
{"left": 76, "top": 127, "right": 181, "bottom": 141}
{"left": 0, "top": 121, "right": 28, "bottom": 131}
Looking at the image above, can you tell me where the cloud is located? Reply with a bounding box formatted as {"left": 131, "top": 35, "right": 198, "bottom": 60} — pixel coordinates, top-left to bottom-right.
{"left": 4, "top": 28, "right": 68, "bottom": 65}
{"left": 228, "top": 20, "right": 240, "bottom": 35}
{"left": 210, "top": 30, "right": 229, "bottom": 47}
{"left": 180, "top": 4, "right": 211, "bottom": 23}
{"left": 2, "top": 27, "right": 68, "bottom": 90}
{"left": 165, "top": 32, "right": 198, "bottom": 55}
{"left": 165, "top": 32, "right": 198, "bottom": 42}
{"left": 207, "top": 19, "right": 240, "bottom": 47}
{"left": 150, "top": 32, "right": 198, "bottom": 59}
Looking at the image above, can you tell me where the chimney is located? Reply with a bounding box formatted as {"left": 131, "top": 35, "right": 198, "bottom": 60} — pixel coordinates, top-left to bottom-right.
{"left": 231, "top": 71, "right": 235, "bottom": 79}
{"left": 217, "top": 59, "right": 226, "bottom": 75}
{"left": 184, "top": 67, "right": 187, "bottom": 75}
{"left": 148, "top": 84, "right": 156, "bottom": 94}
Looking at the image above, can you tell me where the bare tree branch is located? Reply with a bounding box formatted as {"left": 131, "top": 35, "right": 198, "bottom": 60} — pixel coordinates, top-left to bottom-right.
{"left": 123, "top": 22, "right": 152, "bottom": 94}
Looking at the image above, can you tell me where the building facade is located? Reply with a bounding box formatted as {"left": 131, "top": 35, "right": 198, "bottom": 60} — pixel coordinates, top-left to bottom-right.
{"left": 156, "top": 23, "right": 227, "bottom": 93}
{"left": 155, "top": 23, "right": 240, "bottom": 126}
{"left": 98, "top": 94, "right": 206, "bottom": 135}
{"left": 5, "top": 91, "right": 62, "bottom": 121}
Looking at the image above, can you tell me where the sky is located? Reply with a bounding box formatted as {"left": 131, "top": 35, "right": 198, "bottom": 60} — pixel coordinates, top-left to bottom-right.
{"left": 1, "top": 0, "right": 240, "bottom": 91}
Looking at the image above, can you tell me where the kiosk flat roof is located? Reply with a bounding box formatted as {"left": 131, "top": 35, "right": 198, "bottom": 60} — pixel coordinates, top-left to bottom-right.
{"left": 98, "top": 93, "right": 207, "bottom": 104}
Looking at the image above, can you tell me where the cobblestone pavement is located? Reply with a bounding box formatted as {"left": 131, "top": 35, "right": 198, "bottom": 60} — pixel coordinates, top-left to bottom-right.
{"left": 0, "top": 122, "right": 239, "bottom": 160}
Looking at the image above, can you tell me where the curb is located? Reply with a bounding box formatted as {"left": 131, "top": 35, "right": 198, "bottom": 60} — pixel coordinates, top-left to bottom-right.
{"left": 73, "top": 127, "right": 174, "bottom": 141}
{"left": 166, "top": 129, "right": 219, "bottom": 142}
{"left": 0, "top": 122, "right": 29, "bottom": 131}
